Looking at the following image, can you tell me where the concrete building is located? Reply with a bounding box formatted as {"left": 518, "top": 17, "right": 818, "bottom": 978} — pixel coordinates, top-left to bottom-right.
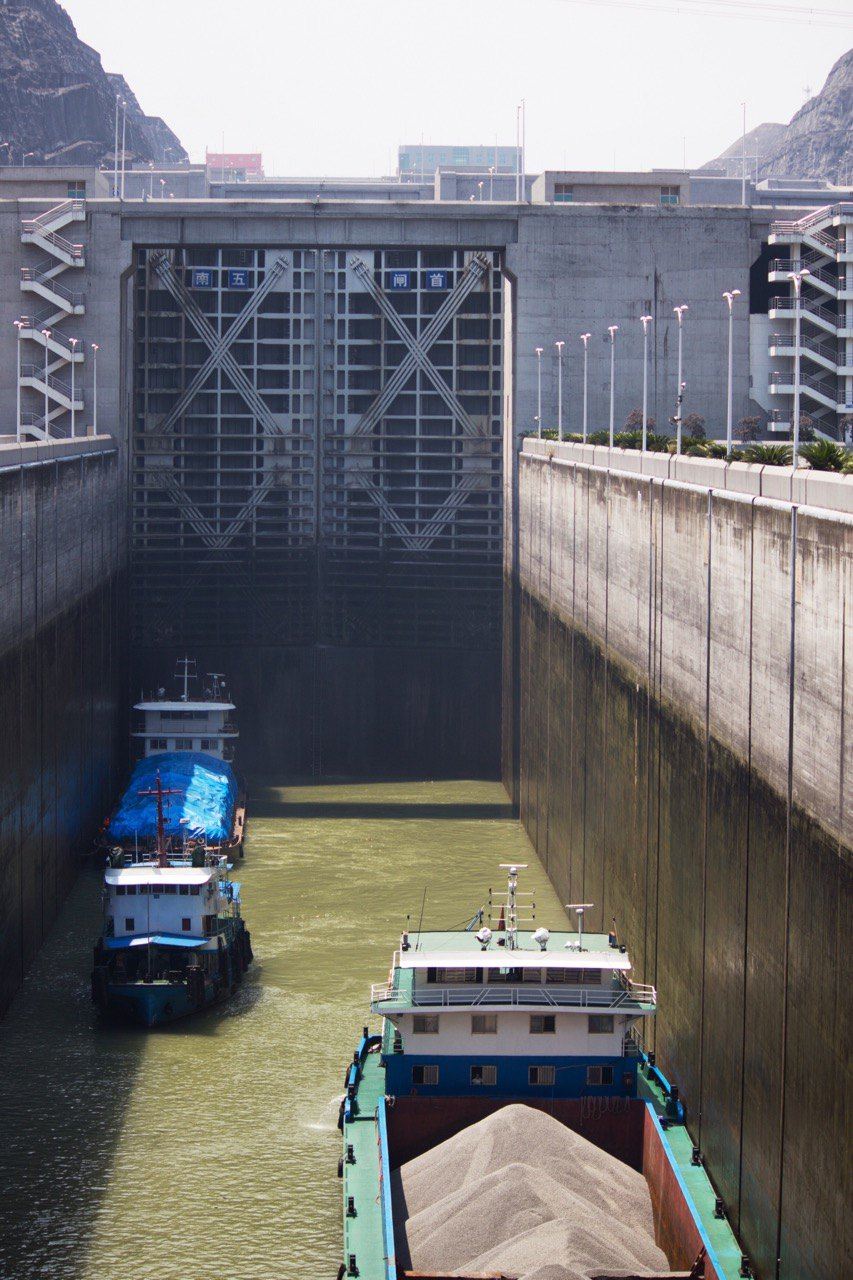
{"left": 398, "top": 143, "right": 520, "bottom": 178}
{"left": 532, "top": 169, "right": 690, "bottom": 207}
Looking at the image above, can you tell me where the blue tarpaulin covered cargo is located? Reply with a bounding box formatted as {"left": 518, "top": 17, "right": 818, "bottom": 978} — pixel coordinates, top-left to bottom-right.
{"left": 109, "top": 752, "right": 237, "bottom": 843}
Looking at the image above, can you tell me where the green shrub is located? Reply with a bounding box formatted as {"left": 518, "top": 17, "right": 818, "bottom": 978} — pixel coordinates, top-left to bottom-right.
{"left": 743, "top": 443, "right": 792, "bottom": 466}
{"left": 704, "top": 441, "right": 729, "bottom": 459}
{"left": 799, "top": 440, "right": 848, "bottom": 472}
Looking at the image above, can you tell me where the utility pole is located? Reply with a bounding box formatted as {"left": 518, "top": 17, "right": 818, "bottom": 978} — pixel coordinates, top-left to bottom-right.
{"left": 608, "top": 325, "right": 619, "bottom": 448}
{"left": 91, "top": 343, "right": 99, "bottom": 433}
{"left": 555, "top": 340, "right": 565, "bottom": 441}
{"left": 581, "top": 333, "right": 591, "bottom": 442}
{"left": 13, "top": 320, "right": 24, "bottom": 441}
{"left": 723, "top": 290, "right": 741, "bottom": 455}
{"left": 641, "top": 315, "right": 653, "bottom": 452}
{"left": 535, "top": 346, "right": 543, "bottom": 438}
{"left": 673, "top": 305, "right": 688, "bottom": 453}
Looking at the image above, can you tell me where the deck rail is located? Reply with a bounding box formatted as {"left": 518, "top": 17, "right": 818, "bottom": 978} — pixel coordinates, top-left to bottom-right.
{"left": 370, "top": 975, "right": 656, "bottom": 1012}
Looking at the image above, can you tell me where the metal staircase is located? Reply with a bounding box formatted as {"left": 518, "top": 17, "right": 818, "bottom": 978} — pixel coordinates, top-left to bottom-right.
{"left": 768, "top": 203, "right": 853, "bottom": 436}
{"left": 16, "top": 200, "right": 86, "bottom": 440}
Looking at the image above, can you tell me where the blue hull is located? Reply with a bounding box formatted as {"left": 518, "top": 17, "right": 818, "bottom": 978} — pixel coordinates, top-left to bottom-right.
{"left": 103, "top": 980, "right": 213, "bottom": 1028}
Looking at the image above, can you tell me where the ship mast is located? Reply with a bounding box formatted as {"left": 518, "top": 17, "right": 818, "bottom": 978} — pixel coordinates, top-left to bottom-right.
{"left": 137, "top": 770, "right": 181, "bottom": 867}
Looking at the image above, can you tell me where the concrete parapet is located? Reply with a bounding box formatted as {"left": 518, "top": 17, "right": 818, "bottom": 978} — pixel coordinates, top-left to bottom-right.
{"left": 522, "top": 438, "right": 853, "bottom": 516}
{"left": 0, "top": 434, "right": 116, "bottom": 472}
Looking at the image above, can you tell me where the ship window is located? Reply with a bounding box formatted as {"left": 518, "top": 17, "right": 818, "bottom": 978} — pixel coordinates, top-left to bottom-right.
{"left": 181, "top": 918, "right": 191, "bottom": 932}
{"left": 150, "top": 738, "right": 168, "bottom": 750}
{"left": 125, "top": 885, "right": 137, "bottom": 896}
{"left": 471, "top": 1014, "right": 497, "bottom": 1034}
{"left": 165, "top": 885, "right": 177, "bottom": 895}
{"left": 125, "top": 917, "right": 135, "bottom": 932}
{"left": 174, "top": 738, "right": 193, "bottom": 749}
{"left": 412, "top": 1014, "right": 439, "bottom": 1034}
{"left": 523, "top": 967, "right": 543, "bottom": 983}
{"left": 190, "top": 886, "right": 201, "bottom": 896}
{"left": 138, "top": 884, "right": 148, "bottom": 895}
{"left": 487, "top": 966, "right": 522, "bottom": 983}
{"left": 411, "top": 1064, "right": 439, "bottom": 1085}
{"left": 115, "top": 885, "right": 126, "bottom": 896}
{"left": 530, "top": 1015, "right": 556, "bottom": 1034}
{"left": 589, "top": 1015, "right": 614, "bottom": 1034}
{"left": 587, "top": 1065, "right": 614, "bottom": 1086}
{"left": 200, "top": 739, "right": 215, "bottom": 750}
{"left": 470, "top": 1065, "right": 497, "bottom": 1086}
{"left": 435, "top": 967, "right": 478, "bottom": 984}
{"left": 529, "top": 1065, "right": 556, "bottom": 1086}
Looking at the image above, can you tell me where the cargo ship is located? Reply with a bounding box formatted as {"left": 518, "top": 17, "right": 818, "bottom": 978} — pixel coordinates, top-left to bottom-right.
{"left": 91, "top": 771, "right": 252, "bottom": 1028}
{"left": 98, "top": 659, "right": 246, "bottom": 857}
{"left": 338, "top": 865, "right": 749, "bottom": 1280}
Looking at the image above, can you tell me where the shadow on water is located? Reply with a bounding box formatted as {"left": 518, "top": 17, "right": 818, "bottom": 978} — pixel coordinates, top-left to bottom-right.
{"left": 0, "top": 865, "right": 147, "bottom": 1280}
{"left": 250, "top": 799, "right": 516, "bottom": 821}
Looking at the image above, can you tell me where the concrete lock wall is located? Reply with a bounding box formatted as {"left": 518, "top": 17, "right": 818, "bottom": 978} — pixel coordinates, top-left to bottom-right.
{"left": 505, "top": 444, "right": 851, "bottom": 1280}
{"left": 0, "top": 439, "right": 127, "bottom": 1015}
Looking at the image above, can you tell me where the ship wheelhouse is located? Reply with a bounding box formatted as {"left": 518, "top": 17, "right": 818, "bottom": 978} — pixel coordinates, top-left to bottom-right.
{"left": 372, "top": 929, "right": 656, "bottom": 1100}
{"left": 132, "top": 661, "right": 238, "bottom": 762}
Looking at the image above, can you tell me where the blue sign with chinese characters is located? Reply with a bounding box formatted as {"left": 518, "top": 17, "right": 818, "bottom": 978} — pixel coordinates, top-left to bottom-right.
{"left": 387, "top": 270, "right": 411, "bottom": 290}
{"left": 191, "top": 268, "right": 215, "bottom": 289}
{"left": 425, "top": 270, "right": 449, "bottom": 290}
{"left": 227, "top": 268, "right": 250, "bottom": 288}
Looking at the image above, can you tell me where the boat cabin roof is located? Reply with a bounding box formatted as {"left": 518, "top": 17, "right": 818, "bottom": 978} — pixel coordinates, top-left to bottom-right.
{"left": 401, "top": 930, "right": 632, "bottom": 971}
{"left": 134, "top": 700, "right": 235, "bottom": 712}
{"left": 105, "top": 866, "right": 216, "bottom": 887}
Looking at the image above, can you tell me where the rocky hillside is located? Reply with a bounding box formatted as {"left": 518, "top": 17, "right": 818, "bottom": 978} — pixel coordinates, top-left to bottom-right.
{"left": 0, "top": 0, "right": 186, "bottom": 166}
{"left": 704, "top": 47, "right": 852, "bottom": 183}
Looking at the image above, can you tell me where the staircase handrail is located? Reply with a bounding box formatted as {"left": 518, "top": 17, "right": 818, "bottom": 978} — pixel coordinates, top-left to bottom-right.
{"left": 20, "top": 365, "right": 80, "bottom": 399}
{"left": 21, "top": 199, "right": 85, "bottom": 231}
{"left": 21, "top": 223, "right": 84, "bottom": 259}
{"left": 19, "top": 268, "right": 84, "bottom": 307}
{"left": 770, "top": 258, "right": 837, "bottom": 288}
{"left": 769, "top": 295, "right": 838, "bottom": 325}
{"left": 768, "top": 332, "right": 838, "bottom": 360}
{"left": 17, "top": 324, "right": 81, "bottom": 356}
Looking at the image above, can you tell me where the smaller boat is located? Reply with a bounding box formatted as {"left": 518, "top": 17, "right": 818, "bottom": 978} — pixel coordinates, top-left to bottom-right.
{"left": 91, "top": 772, "right": 253, "bottom": 1028}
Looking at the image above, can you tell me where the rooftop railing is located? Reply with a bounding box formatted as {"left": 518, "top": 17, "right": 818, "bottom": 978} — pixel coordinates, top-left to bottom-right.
{"left": 371, "top": 975, "right": 657, "bottom": 1012}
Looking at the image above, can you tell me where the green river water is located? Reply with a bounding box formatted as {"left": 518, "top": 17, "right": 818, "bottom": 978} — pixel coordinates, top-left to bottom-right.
{"left": 0, "top": 778, "right": 566, "bottom": 1280}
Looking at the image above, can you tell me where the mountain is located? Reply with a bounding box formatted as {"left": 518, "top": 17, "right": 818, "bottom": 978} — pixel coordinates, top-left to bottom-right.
{"left": 0, "top": 0, "right": 186, "bottom": 166}
{"left": 703, "top": 48, "right": 852, "bottom": 183}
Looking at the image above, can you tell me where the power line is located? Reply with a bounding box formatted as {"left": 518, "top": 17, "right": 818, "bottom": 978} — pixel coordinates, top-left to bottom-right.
{"left": 552, "top": 0, "right": 853, "bottom": 28}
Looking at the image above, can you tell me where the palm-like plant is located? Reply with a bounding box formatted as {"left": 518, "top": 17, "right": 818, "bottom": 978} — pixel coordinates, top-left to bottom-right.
{"left": 743, "top": 444, "right": 793, "bottom": 466}
{"left": 799, "top": 440, "right": 849, "bottom": 472}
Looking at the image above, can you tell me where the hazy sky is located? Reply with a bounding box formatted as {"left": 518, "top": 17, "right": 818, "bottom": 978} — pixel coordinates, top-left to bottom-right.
{"left": 61, "top": 0, "right": 852, "bottom": 174}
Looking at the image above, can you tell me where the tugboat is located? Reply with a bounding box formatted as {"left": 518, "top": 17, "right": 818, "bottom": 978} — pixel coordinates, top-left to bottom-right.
{"left": 91, "top": 771, "right": 252, "bottom": 1028}
{"left": 98, "top": 659, "right": 246, "bottom": 858}
{"left": 338, "top": 866, "right": 747, "bottom": 1280}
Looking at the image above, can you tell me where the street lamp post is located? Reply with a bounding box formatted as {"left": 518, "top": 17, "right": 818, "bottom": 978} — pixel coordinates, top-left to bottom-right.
{"left": 113, "top": 94, "right": 120, "bottom": 197}
{"left": 641, "top": 315, "right": 653, "bottom": 452}
{"left": 581, "top": 333, "right": 591, "bottom": 442}
{"left": 555, "top": 340, "right": 565, "bottom": 441}
{"left": 41, "top": 329, "right": 51, "bottom": 435}
{"left": 120, "top": 98, "right": 127, "bottom": 199}
{"left": 608, "top": 325, "right": 619, "bottom": 448}
{"left": 535, "top": 347, "right": 544, "bottom": 438}
{"left": 489, "top": 165, "right": 495, "bottom": 201}
{"left": 788, "top": 269, "right": 810, "bottom": 465}
{"left": 70, "top": 337, "right": 78, "bottom": 437}
{"left": 478, "top": 180, "right": 484, "bottom": 201}
{"left": 13, "top": 320, "right": 24, "bottom": 441}
{"left": 723, "top": 289, "right": 742, "bottom": 456}
{"left": 91, "top": 343, "right": 99, "bottom": 434}
{"left": 673, "top": 304, "right": 688, "bottom": 453}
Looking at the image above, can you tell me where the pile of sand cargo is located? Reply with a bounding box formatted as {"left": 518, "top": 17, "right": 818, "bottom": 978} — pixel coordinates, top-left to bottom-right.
{"left": 392, "top": 1104, "right": 678, "bottom": 1280}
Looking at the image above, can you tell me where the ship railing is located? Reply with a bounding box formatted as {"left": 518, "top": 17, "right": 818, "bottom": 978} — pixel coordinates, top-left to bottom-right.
{"left": 370, "top": 979, "right": 657, "bottom": 1012}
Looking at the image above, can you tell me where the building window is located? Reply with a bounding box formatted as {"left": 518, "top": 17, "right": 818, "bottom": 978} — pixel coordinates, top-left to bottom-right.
{"left": 412, "top": 1014, "right": 439, "bottom": 1034}
{"left": 181, "top": 918, "right": 191, "bottom": 932}
{"left": 530, "top": 1015, "right": 556, "bottom": 1034}
{"left": 411, "top": 1064, "right": 439, "bottom": 1086}
{"left": 125, "top": 917, "right": 135, "bottom": 932}
{"left": 554, "top": 183, "right": 574, "bottom": 203}
{"left": 471, "top": 1014, "right": 497, "bottom": 1034}
{"left": 589, "top": 1014, "right": 615, "bottom": 1034}
{"left": 587, "top": 1065, "right": 614, "bottom": 1086}
{"left": 529, "top": 1065, "right": 556, "bottom": 1086}
{"left": 660, "top": 186, "right": 680, "bottom": 206}
{"left": 150, "top": 738, "right": 167, "bottom": 751}
{"left": 67, "top": 182, "right": 86, "bottom": 199}
{"left": 470, "top": 1064, "right": 497, "bottom": 1086}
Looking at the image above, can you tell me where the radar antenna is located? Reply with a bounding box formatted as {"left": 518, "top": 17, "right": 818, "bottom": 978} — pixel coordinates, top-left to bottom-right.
{"left": 565, "top": 902, "right": 594, "bottom": 952}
